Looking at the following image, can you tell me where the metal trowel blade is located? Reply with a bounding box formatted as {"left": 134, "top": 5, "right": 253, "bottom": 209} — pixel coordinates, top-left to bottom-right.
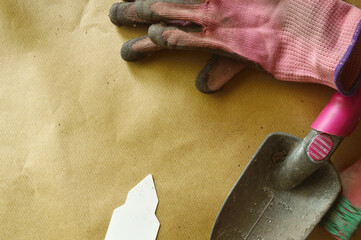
{"left": 210, "top": 133, "right": 341, "bottom": 240}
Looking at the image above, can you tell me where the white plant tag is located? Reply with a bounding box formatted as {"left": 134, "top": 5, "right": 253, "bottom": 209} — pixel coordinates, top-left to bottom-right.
{"left": 105, "top": 174, "right": 160, "bottom": 240}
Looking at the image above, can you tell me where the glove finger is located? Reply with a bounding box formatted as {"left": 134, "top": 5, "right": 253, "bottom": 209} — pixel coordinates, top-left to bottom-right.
{"left": 134, "top": 0, "right": 205, "bottom": 22}
{"left": 196, "top": 55, "right": 246, "bottom": 94}
{"left": 149, "top": 23, "right": 247, "bottom": 62}
{"left": 149, "top": 23, "right": 227, "bottom": 52}
{"left": 109, "top": 2, "right": 153, "bottom": 27}
{"left": 121, "top": 35, "right": 163, "bottom": 62}
{"left": 148, "top": 23, "right": 204, "bottom": 49}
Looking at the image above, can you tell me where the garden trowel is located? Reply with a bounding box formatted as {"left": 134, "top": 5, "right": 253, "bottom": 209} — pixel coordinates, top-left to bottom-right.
{"left": 210, "top": 90, "right": 361, "bottom": 240}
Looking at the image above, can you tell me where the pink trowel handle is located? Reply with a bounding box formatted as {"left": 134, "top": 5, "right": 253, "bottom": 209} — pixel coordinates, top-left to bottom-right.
{"left": 312, "top": 90, "right": 361, "bottom": 137}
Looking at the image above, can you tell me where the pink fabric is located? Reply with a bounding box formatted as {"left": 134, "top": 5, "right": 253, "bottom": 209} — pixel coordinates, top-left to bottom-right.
{"left": 340, "top": 158, "right": 361, "bottom": 208}
{"left": 132, "top": 37, "right": 162, "bottom": 53}
{"left": 124, "top": 4, "right": 151, "bottom": 23}
{"left": 148, "top": 0, "right": 361, "bottom": 94}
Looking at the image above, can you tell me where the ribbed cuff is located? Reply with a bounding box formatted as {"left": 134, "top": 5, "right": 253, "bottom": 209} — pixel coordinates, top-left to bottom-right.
{"left": 335, "top": 19, "right": 361, "bottom": 96}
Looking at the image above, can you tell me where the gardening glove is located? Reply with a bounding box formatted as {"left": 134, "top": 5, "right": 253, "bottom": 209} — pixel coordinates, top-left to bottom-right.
{"left": 109, "top": 1, "right": 246, "bottom": 93}
{"left": 111, "top": 0, "right": 361, "bottom": 96}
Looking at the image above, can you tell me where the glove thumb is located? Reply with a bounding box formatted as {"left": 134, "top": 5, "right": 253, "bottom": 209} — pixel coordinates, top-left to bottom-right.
{"left": 196, "top": 55, "right": 246, "bottom": 94}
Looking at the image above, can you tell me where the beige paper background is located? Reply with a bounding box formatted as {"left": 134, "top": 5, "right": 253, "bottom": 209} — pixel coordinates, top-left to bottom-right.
{"left": 1, "top": 1, "right": 361, "bottom": 239}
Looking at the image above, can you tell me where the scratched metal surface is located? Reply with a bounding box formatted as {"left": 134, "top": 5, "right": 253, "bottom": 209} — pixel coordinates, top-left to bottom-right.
{"left": 211, "top": 133, "right": 341, "bottom": 240}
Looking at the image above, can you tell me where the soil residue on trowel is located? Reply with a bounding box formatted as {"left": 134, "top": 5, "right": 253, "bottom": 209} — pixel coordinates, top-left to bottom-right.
{"left": 270, "top": 149, "right": 288, "bottom": 167}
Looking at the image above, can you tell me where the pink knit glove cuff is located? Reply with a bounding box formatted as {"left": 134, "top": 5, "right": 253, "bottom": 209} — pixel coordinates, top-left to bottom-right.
{"left": 335, "top": 21, "right": 361, "bottom": 96}
{"left": 275, "top": 0, "right": 361, "bottom": 96}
